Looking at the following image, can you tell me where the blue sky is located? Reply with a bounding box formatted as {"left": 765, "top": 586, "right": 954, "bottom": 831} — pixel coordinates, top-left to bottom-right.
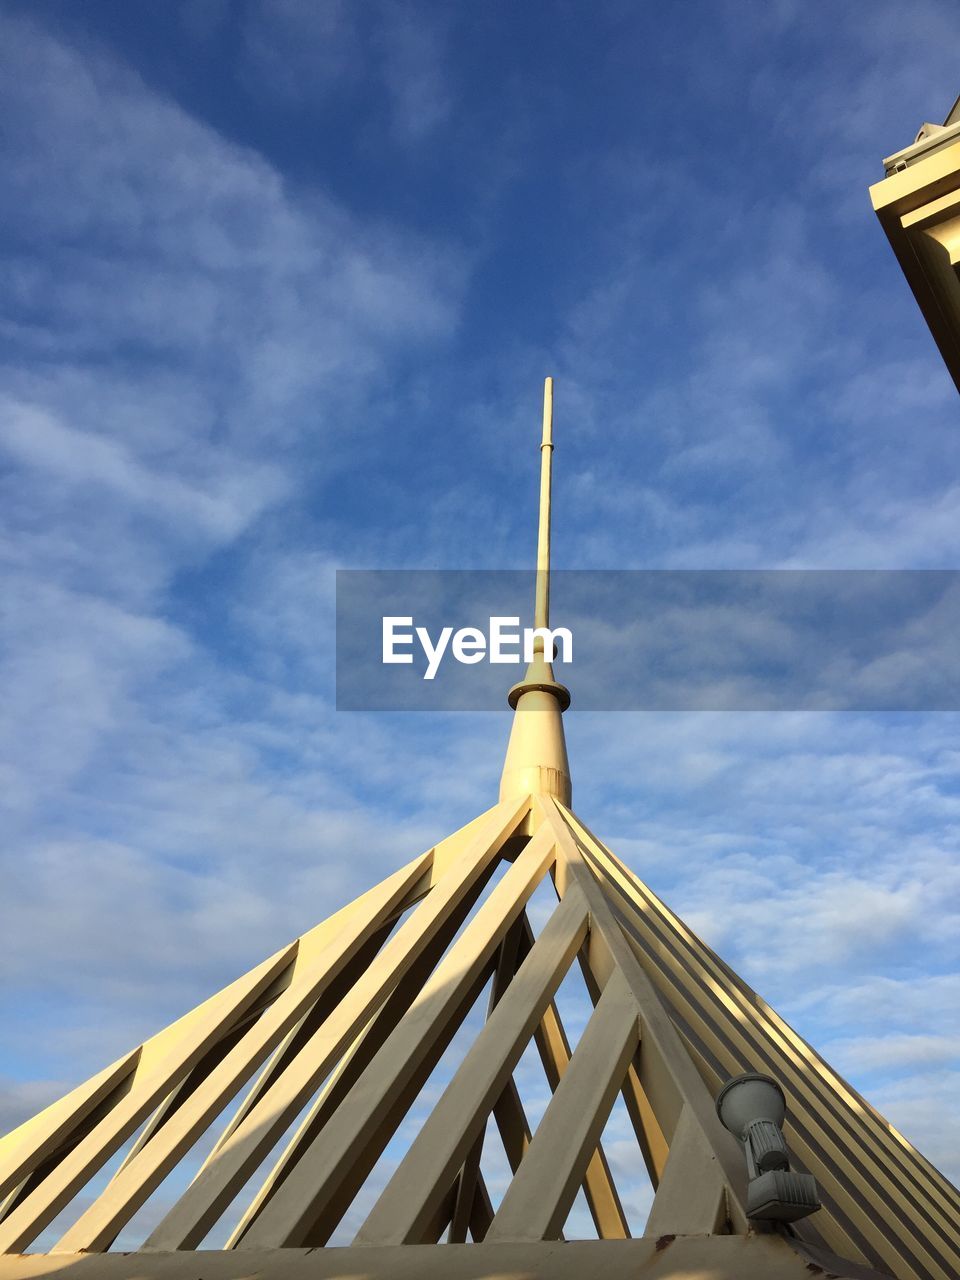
{"left": 1, "top": 0, "right": 959, "bottom": 1241}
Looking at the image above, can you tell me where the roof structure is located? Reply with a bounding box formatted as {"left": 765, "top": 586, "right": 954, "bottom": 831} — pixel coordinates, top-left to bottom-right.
{"left": 1, "top": 384, "right": 958, "bottom": 1280}
{"left": 871, "top": 93, "right": 960, "bottom": 395}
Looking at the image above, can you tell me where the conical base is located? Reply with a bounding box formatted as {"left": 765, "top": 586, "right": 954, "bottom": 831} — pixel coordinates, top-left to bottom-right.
{"left": 499, "top": 654, "right": 572, "bottom": 806}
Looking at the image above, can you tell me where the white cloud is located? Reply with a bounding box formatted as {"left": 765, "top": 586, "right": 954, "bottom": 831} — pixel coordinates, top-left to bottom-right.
{"left": 240, "top": 0, "right": 361, "bottom": 104}
{"left": 821, "top": 1033, "right": 960, "bottom": 1074}
{"left": 240, "top": 0, "right": 452, "bottom": 141}
{"left": 0, "top": 10, "right": 470, "bottom": 1124}
{"left": 374, "top": 5, "right": 452, "bottom": 142}
{"left": 869, "top": 1070, "right": 960, "bottom": 1177}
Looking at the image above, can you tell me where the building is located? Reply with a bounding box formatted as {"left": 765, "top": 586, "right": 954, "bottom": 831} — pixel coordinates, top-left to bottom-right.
{"left": 871, "top": 93, "right": 960, "bottom": 393}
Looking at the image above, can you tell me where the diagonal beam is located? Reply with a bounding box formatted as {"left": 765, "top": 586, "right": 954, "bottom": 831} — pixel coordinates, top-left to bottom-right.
{"left": 571, "top": 813, "right": 960, "bottom": 1278}
{"left": 447, "top": 919, "right": 525, "bottom": 1244}
{"left": 643, "top": 1102, "right": 728, "bottom": 1237}
{"left": 471, "top": 919, "right": 625, "bottom": 1239}
{"left": 140, "top": 796, "right": 530, "bottom": 1252}
{"left": 224, "top": 876, "right": 494, "bottom": 1248}
{"left": 515, "top": 920, "right": 630, "bottom": 1239}
{"left": 538, "top": 797, "right": 749, "bottom": 1231}
{"left": 447, "top": 1130, "right": 486, "bottom": 1245}
{"left": 485, "top": 970, "right": 639, "bottom": 1242}
{"left": 0, "top": 1055, "right": 140, "bottom": 1210}
{"left": 491, "top": 1079, "right": 532, "bottom": 1173}
{"left": 107, "top": 918, "right": 395, "bottom": 1214}
{"left": 0, "top": 943, "right": 298, "bottom": 1256}
{"left": 468, "top": 1170, "right": 494, "bottom": 1242}
{"left": 234, "top": 821, "right": 558, "bottom": 1250}
{"left": 51, "top": 856, "right": 429, "bottom": 1255}
{"left": 193, "top": 923, "right": 396, "bottom": 1177}
{"left": 354, "top": 888, "right": 589, "bottom": 1245}
{"left": 0, "top": 825, "right": 461, "bottom": 1236}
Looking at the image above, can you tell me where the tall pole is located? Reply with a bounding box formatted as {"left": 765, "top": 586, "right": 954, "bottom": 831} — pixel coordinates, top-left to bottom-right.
{"left": 500, "top": 375, "right": 571, "bottom": 805}
{"left": 534, "top": 376, "right": 554, "bottom": 650}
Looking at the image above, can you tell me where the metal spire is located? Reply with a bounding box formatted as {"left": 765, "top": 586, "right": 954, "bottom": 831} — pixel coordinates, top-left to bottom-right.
{"left": 533, "top": 376, "right": 554, "bottom": 646}
{"left": 499, "top": 378, "right": 572, "bottom": 806}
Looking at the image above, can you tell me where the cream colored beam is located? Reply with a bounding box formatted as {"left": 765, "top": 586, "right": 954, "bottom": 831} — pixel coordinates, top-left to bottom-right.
{"left": 131, "top": 932, "right": 398, "bottom": 1203}
{"left": 540, "top": 798, "right": 749, "bottom": 1231}
{"left": 0, "top": 945, "right": 297, "bottom": 1256}
{"left": 447, "top": 921, "right": 525, "bottom": 1245}
{"left": 643, "top": 1104, "right": 727, "bottom": 1238}
{"left": 486, "top": 1082, "right": 553, "bottom": 1236}
{"left": 3, "top": 1006, "right": 273, "bottom": 1233}
{"left": 418, "top": 1179, "right": 458, "bottom": 1247}
{"left": 52, "top": 857, "right": 430, "bottom": 1255}
{"left": 545, "top": 882, "right": 672, "bottom": 1197}
{"left": 225, "top": 879, "right": 493, "bottom": 1248}
{"left": 447, "top": 1132, "right": 485, "bottom": 1245}
{"left": 355, "top": 889, "right": 589, "bottom": 1245}
{"left": 516, "top": 922, "right": 629, "bottom": 1239}
{"left": 618, "top": 1062, "right": 669, "bottom": 1188}
{"left": 484, "top": 1082, "right": 560, "bottom": 1246}
{"left": 573, "top": 818, "right": 960, "bottom": 1278}
{"left": 0, "top": 1055, "right": 140, "bottom": 1207}
{"left": 612, "top": 897, "right": 955, "bottom": 1276}
{"left": 491, "top": 1080, "right": 532, "bottom": 1173}
{"left": 488, "top": 1083, "right": 556, "bottom": 1242}
{"left": 225, "top": 1024, "right": 374, "bottom": 1250}
{"left": 107, "top": 1020, "right": 254, "bottom": 1186}
{"left": 142, "top": 797, "right": 530, "bottom": 1252}
{"left": 536, "top": 1019, "right": 629, "bottom": 1239}
{"left": 244, "top": 977, "right": 496, "bottom": 1249}
{"left": 0, "top": 1184, "right": 26, "bottom": 1230}
{"left": 236, "top": 822, "right": 558, "bottom": 1250}
{"left": 0, "top": 1234, "right": 847, "bottom": 1280}
{"left": 196, "top": 924, "right": 395, "bottom": 1178}
{"left": 400, "top": 804, "right": 525, "bottom": 903}
{"left": 578, "top": 814, "right": 959, "bottom": 1224}
{"left": 0, "top": 829, "right": 459, "bottom": 1224}
{"left": 555, "top": 851, "right": 669, "bottom": 1200}
{"left": 467, "top": 1170, "right": 494, "bottom": 1242}
{"left": 486, "top": 970, "right": 639, "bottom": 1243}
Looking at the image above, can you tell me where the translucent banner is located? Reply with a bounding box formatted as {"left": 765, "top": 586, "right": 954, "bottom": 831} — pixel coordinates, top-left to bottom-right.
{"left": 335, "top": 570, "right": 960, "bottom": 710}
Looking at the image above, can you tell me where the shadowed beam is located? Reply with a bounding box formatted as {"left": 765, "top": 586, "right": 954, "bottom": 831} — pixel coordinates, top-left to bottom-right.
{"left": 235, "top": 823, "right": 558, "bottom": 1249}
{"left": 354, "top": 890, "right": 589, "bottom": 1245}
{"left": 485, "top": 970, "right": 639, "bottom": 1242}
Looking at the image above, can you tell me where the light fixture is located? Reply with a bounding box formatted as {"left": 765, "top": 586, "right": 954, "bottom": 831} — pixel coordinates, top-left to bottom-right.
{"left": 716, "top": 1072, "right": 821, "bottom": 1222}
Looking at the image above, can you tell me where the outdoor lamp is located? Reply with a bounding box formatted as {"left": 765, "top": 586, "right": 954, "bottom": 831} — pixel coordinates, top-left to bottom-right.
{"left": 716, "top": 1072, "right": 821, "bottom": 1222}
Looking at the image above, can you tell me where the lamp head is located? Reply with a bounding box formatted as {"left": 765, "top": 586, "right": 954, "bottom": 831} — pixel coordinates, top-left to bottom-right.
{"left": 716, "top": 1072, "right": 786, "bottom": 1140}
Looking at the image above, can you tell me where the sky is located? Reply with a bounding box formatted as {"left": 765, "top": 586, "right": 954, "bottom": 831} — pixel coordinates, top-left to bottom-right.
{"left": 1, "top": 0, "right": 959, "bottom": 1246}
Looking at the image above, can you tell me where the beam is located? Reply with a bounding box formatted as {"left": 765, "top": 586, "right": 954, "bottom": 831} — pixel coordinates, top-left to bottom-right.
{"left": 485, "top": 971, "right": 638, "bottom": 1242}
{"left": 355, "top": 889, "right": 589, "bottom": 1244}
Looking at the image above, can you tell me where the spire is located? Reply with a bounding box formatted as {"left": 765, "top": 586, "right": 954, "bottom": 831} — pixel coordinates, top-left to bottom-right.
{"left": 2, "top": 374, "right": 956, "bottom": 1278}
{"left": 499, "top": 377, "right": 572, "bottom": 807}
{"left": 534, "top": 373, "right": 555, "bottom": 642}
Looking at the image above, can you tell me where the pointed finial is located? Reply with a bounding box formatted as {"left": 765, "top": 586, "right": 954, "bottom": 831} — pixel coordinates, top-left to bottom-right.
{"left": 534, "top": 376, "right": 554, "bottom": 646}
{"left": 499, "top": 377, "right": 571, "bottom": 806}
